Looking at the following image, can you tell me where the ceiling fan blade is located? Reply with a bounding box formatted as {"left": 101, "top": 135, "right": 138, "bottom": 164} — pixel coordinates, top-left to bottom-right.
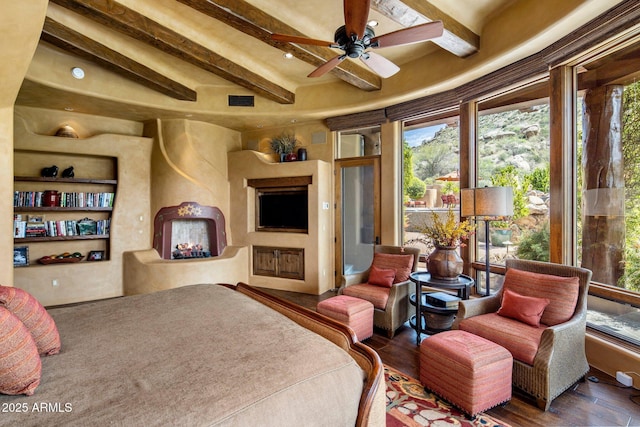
{"left": 271, "top": 33, "right": 336, "bottom": 47}
{"left": 360, "top": 51, "right": 400, "bottom": 78}
{"left": 371, "top": 21, "right": 444, "bottom": 48}
{"left": 344, "top": 0, "right": 371, "bottom": 40}
{"left": 308, "top": 55, "right": 346, "bottom": 78}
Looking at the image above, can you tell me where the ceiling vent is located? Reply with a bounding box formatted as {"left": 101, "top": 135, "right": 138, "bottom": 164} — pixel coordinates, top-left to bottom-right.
{"left": 228, "top": 95, "right": 254, "bottom": 107}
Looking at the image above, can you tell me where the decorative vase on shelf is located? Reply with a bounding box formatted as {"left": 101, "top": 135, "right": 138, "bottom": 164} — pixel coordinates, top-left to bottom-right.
{"left": 297, "top": 147, "right": 307, "bottom": 161}
{"left": 426, "top": 245, "right": 463, "bottom": 281}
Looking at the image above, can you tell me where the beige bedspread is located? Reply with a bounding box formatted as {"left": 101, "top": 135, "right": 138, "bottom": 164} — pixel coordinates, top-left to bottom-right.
{"left": 0, "top": 284, "right": 365, "bottom": 426}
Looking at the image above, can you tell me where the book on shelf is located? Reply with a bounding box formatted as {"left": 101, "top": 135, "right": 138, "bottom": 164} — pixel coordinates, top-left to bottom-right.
{"left": 14, "top": 191, "right": 115, "bottom": 208}
{"left": 426, "top": 292, "right": 461, "bottom": 309}
{"left": 13, "top": 214, "right": 26, "bottom": 238}
{"left": 14, "top": 217, "right": 111, "bottom": 239}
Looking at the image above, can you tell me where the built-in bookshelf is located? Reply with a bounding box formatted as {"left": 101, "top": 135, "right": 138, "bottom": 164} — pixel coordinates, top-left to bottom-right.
{"left": 13, "top": 174, "right": 117, "bottom": 266}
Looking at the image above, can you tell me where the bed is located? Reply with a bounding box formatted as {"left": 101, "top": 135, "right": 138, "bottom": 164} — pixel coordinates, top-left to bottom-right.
{"left": 0, "top": 283, "right": 385, "bottom": 426}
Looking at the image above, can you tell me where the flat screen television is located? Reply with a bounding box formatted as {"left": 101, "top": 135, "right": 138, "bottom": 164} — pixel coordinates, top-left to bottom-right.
{"left": 256, "top": 187, "right": 308, "bottom": 233}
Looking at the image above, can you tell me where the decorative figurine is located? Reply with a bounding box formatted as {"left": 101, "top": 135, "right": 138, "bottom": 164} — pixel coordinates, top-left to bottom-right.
{"left": 62, "top": 166, "right": 75, "bottom": 178}
{"left": 41, "top": 165, "right": 59, "bottom": 178}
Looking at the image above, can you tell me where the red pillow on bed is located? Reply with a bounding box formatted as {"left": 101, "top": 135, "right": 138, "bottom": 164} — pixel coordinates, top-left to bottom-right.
{"left": 497, "top": 289, "right": 550, "bottom": 327}
{"left": 368, "top": 265, "right": 396, "bottom": 288}
{"left": 0, "top": 306, "right": 41, "bottom": 396}
{"left": 0, "top": 285, "right": 61, "bottom": 356}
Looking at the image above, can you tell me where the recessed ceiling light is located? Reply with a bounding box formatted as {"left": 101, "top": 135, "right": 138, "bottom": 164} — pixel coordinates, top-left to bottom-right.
{"left": 283, "top": 53, "right": 294, "bottom": 59}
{"left": 368, "top": 20, "right": 378, "bottom": 27}
{"left": 291, "top": 119, "right": 297, "bottom": 123}
{"left": 64, "top": 107, "right": 74, "bottom": 111}
{"left": 71, "top": 67, "right": 85, "bottom": 79}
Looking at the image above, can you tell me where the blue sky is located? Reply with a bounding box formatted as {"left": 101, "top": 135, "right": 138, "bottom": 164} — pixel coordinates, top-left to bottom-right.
{"left": 403, "top": 124, "right": 447, "bottom": 147}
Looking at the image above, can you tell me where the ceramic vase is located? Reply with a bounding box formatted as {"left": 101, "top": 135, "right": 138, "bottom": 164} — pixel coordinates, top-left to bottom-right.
{"left": 426, "top": 245, "right": 463, "bottom": 281}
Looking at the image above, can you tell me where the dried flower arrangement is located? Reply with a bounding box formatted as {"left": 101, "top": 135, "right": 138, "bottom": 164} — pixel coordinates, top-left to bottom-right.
{"left": 415, "top": 205, "right": 475, "bottom": 248}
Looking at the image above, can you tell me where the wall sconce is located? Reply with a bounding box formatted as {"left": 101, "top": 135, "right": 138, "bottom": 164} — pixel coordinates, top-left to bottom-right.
{"left": 55, "top": 125, "right": 79, "bottom": 138}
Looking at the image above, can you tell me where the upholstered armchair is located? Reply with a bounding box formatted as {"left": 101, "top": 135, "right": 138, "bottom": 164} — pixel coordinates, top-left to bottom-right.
{"left": 453, "top": 259, "right": 592, "bottom": 410}
{"left": 339, "top": 245, "right": 421, "bottom": 338}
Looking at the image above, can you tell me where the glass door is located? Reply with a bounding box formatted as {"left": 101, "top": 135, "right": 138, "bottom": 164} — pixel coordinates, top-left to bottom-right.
{"left": 335, "top": 157, "right": 381, "bottom": 281}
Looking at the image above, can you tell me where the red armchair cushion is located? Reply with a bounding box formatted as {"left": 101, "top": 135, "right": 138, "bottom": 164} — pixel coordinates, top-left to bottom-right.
{"left": 497, "top": 289, "right": 550, "bottom": 327}
{"left": 372, "top": 252, "right": 414, "bottom": 283}
{"left": 503, "top": 269, "right": 580, "bottom": 326}
{"left": 367, "top": 265, "right": 396, "bottom": 288}
{"left": 0, "top": 307, "right": 41, "bottom": 396}
{"left": 459, "top": 313, "right": 545, "bottom": 365}
{"left": 342, "top": 284, "right": 390, "bottom": 310}
{"left": 0, "top": 285, "right": 61, "bottom": 355}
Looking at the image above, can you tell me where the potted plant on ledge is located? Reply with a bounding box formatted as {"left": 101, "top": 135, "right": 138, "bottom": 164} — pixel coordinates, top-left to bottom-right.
{"left": 269, "top": 132, "right": 299, "bottom": 162}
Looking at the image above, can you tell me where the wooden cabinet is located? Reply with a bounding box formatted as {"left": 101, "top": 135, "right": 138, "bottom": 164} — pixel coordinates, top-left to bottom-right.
{"left": 253, "top": 246, "right": 304, "bottom": 280}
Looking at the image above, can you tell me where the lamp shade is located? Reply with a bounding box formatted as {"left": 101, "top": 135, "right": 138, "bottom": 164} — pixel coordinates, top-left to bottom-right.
{"left": 461, "top": 187, "right": 514, "bottom": 218}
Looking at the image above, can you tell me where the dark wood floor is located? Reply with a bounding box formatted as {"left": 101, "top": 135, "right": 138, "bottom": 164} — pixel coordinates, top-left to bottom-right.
{"left": 260, "top": 287, "right": 640, "bottom": 427}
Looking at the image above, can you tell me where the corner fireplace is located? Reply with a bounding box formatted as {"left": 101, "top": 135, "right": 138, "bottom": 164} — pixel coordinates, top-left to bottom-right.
{"left": 153, "top": 202, "right": 227, "bottom": 260}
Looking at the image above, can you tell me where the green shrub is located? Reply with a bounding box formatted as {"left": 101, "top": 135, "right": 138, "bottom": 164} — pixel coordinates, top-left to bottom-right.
{"left": 516, "top": 225, "right": 550, "bottom": 261}
{"left": 525, "top": 165, "right": 550, "bottom": 193}
{"left": 406, "top": 177, "right": 427, "bottom": 200}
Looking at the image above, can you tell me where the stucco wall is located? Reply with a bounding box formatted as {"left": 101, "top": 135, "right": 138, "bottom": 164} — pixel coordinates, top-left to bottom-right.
{"left": 121, "top": 118, "right": 248, "bottom": 294}
{"left": 228, "top": 150, "right": 333, "bottom": 295}
{"left": 12, "top": 112, "right": 152, "bottom": 306}
{"left": 0, "top": 2, "right": 48, "bottom": 287}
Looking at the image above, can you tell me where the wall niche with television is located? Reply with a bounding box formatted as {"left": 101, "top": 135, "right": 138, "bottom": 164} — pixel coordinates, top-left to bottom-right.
{"left": 248, "top": 176, "right": 311, "bottom": 233}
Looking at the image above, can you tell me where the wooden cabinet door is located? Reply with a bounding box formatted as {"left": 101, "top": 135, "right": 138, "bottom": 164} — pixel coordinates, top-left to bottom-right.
{"left": 252, "top": 246, "right": 304, "bottom": 280}
{"left": 277, "top": 248, "right": 304, "bottom": 280}
{"left": 253, "top": 246, "right": 278, "bottom": 277}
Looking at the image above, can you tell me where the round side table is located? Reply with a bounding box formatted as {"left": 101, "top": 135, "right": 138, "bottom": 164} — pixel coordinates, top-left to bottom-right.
{"left": 409, "top": 271, "right": 474, "bottom": 344}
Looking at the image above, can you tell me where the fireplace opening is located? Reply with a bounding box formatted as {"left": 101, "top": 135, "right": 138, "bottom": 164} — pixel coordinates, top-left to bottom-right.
{"left": 153, "top": 202, "right": 227, "bottom": 260}
{"left": 170, "top": 220, "right": 211, "bottom": 259}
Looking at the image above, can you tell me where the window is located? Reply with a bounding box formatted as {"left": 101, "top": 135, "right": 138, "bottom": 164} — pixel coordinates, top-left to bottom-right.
{"left": 574, "top": 39, "right": 640, "bottom": 346}
{"left": 472, "top": 84, "right": 551, "bottom": 293}
{"left": 336, "top": 126, "right": 381, "bottom": 159}
{"left": 402, "top": 116, "right": 460, "bottom": 258}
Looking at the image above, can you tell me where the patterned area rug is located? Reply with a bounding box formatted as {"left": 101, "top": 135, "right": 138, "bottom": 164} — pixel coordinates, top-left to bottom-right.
{"left": 385, "top": 365, "right": 511, "bottom": 427}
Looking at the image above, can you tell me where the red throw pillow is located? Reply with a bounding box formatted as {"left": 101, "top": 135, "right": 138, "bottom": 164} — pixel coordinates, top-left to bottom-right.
{"left": 0, "top": 306, "right": 41, "bottom": 396}
{"left": 368, "top": 265, "right": 396, "bottom": 288}
{"left": 0, "top": 285, "right": 61, "bottom": 356}
{"left": 503, "top": 269, "right": 580, "bottom": 326}
{"left": 371, "top": 252, "right": 414, "bottom": 283}
{"left": 497, "top": 289, "right": 550, "bottom": 327}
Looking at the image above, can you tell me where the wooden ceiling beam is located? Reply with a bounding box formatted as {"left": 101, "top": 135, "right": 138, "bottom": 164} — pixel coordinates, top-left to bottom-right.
{"left": 50, "top": 0, "right": 295, "bottom": 104}
{"left": 177, "top": 0, "right": 382, "bottom": 91}
{"left": 371, "top": 0, "right": 479, "bottom": 57}
{"left": 41, "top": 18, "right": 197, "bottom": 101}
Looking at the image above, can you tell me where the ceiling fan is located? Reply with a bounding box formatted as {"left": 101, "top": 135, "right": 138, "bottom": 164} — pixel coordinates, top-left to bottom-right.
{"left": 271, "top": 0, "right": 444, "bottom": 78}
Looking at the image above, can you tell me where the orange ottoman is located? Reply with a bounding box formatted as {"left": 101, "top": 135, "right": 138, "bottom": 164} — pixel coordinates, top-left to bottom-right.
{"left": 420, "top": 330, "right": 512, "bottom": 417}
{"left": 317, "top": 295, "right": 374, "bottom": 341}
